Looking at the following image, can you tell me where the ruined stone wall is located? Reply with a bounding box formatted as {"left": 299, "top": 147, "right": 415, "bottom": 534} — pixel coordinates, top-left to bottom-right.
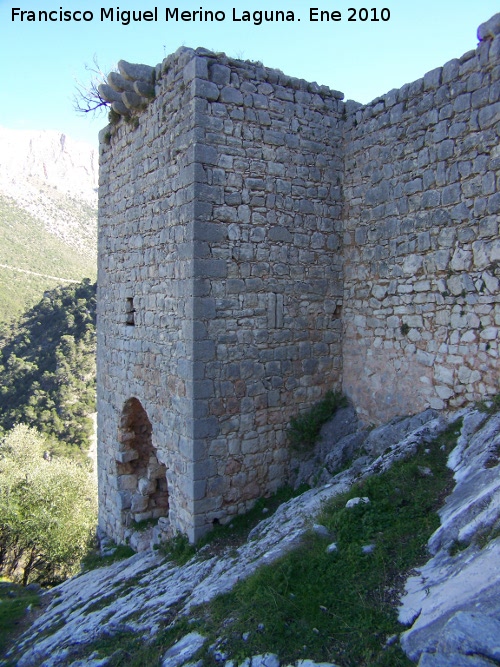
{"left": 97, "top": 48, "right": 200, "bottom": 543}
{"left": 188, "top": 52, "right": 344, "bottom": 531}
{"left": 98, "top": 13, "right": 500, "bottom": 545}
{"left": 98, "top": 48, "right": 344, "bottom": 543}
{"left": 342, "top": 27, "right": 500, "bottom": 423}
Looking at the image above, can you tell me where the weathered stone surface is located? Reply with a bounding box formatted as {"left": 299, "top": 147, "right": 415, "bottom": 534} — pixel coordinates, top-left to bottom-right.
{"left": 399, "top": 411, "right": 500, "bottom": 664}
{"left": 478, "top": 13, "right": 500, "bottom": 41}
{"left": 133, "top": 80, "right": 155, "bottom": 98}
{"left": 363, "top": 410, "right": 440, "bottom": 457}
{"left": 249, "top": 654, "right": 280, "bottom": 667}
{"left": 110, "top": 99, "right": 130, "bottom": 116}
{"left": 118, "top": 59, "right": 155, "bottom": 83}
{"left": 418, "top": 652, "right": 498, "bottom": 667}
{"left": 435, "top": 612, "right": 500, "bottom": 662}
{"left": 107, "top": 71, "right": 135, "bottom": 93}
{"left": 122, "top": 91, "right": 147, "bottom": 110}
{"left": 161, "top": 632, "right": 206, "bottom": 667}
{"left": 345, "top": 497, "right": 370, "bottom": 509}
{"left": 98, "top": 83, "right": 122, "bottom": 104}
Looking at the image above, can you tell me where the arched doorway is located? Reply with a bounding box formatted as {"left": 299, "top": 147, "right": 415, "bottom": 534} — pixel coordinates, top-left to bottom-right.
{"left": 117, "top": 398, "right": 169, "bottom": 527}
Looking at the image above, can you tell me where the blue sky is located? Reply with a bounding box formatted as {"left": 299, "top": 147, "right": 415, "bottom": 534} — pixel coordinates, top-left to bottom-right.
{"left": 0, "top": 1, "right": 498, "bottom": 146}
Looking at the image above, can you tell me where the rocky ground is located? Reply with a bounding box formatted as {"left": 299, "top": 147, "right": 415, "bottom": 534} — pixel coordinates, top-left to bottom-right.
{"left": 7, "top": 406, "right": 500, "bottom": 667}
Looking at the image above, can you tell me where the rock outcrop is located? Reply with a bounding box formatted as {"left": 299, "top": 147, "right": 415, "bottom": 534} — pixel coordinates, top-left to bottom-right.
{"left": 13, "top": 407, "right": 500, "bottom": 666}
{"left": 0, "top": 127, "right": 97, "bottom": 256}
{"left": 399, "top": 410, "right": 500, "bottom": 666}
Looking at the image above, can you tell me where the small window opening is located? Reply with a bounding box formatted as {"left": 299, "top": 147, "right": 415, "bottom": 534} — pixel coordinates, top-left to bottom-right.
{"left": 126, "top": 297, "right": 135, "bottom": 326}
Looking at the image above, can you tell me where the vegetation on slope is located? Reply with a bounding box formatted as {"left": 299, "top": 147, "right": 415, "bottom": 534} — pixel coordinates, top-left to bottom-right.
{"left": 0, "top": 280, "right": 96, "bottom": 453}
{"left": 60, "top": 422, "right": 460, "bottom": 667}
{"left": 199, "top": 423, "right": 459, "bottom": 667}
{"left": 0, "top": 425, "right": 97, "bottom": 587}
{"left": 288, "top": 390, "right": 347, "bottom": 451}
{"left": 0, "top": 194, "right": 96, "bottom": 327}
{"left": 0, "top": 580, "right": 41, "bottom": 657}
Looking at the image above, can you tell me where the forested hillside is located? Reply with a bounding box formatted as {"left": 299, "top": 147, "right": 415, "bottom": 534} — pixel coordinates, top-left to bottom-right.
{"left": 0, "top": 280, "right": 97, "bottom": 453}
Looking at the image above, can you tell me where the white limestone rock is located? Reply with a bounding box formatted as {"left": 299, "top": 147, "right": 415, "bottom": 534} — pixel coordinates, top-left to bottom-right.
{"left": 399, "top": 412, "right": 500, "bottom": 663}
{"left": 161, "top": 632, "right": 206, "bottom": 667}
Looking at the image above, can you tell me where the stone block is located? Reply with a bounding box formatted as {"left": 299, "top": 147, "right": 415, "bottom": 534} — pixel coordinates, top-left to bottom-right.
{"left": 220, "top": 86, "right": 244, "bottom": 105}
{"left": 116, "top": 450, "right": 139, "bottom": 464}
{"left": 117, "top": 474, "right": 138, "bottom": 491}
{"left": 209, "top": 63, "right": 230, "bottom": 85}
{"left": 194, "top": 78, "right": 219, "bottom": 101}
{"left": 138, "top": 477, "right": 157, "bottom": 495}
{"left": 480, "top": 327, "right": 498, "bottom": 341}
{"left": 435, "top": 365, "right": 454, "bottom": 385}
{"left": 131, "top": 493, "right": 149, "bottom": 512}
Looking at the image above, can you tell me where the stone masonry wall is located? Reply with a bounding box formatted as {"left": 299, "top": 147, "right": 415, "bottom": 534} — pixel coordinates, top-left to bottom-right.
{"left": 98, "top": 13, "right": 500, "bottom": 545}
{"left": 97, "top": 48, "right": 201, "bottom": 543}
{"left": 342, "top": 24, "right": 500, "bottom": 423}
{"left": 98, "top": 48, "right": 344, "bottom": 543}
{"left": 188, "top": 51, "right": 344, "bottom": 533}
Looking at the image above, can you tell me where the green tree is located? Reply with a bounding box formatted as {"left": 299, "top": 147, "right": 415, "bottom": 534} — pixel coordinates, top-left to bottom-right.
{"left": 0, "top": 280, "right": 96, "bottom": 452}
{"left": 0, "top": 425, "right": 97, "bottom": 586}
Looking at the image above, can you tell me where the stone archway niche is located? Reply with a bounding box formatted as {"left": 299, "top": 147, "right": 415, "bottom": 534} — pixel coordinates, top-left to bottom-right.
{"left": 116, "top": 398, "right": 169, "bottom": 529}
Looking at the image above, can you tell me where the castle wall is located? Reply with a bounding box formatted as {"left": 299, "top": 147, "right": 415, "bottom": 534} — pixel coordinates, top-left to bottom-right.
{"left": 342, "top": 31, "right": 500, "bottom": 423}
{"left": 97, "top": 14, "right": 500, "bottom": 545}
{"left": 188, "top": 52, "right": 344, "bottom": 533}
{"left": 97, "top": 49, "right": 200, "bottom": 542}
{"left": 97, "top": 48, "right": 345, "bottom": 542}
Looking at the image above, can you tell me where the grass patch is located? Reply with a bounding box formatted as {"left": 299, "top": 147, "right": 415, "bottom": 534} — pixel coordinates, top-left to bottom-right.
{"left": 199, "top": 421, "right": 460, "bottom": 667}
{"left": 288, "top": 391, "right": 347, "bottom": 451}
{"left": 82, "top": 592, "right": 121, "bottom": 615}
{"left": 201, "top": 485, "right": 309, "bottom": 548}
{"left": 131, "top": 517, "right": 158, "bottom": 532}
{"left": 81, "top": 544, "right": 135, "bottom": 572}
{"left": 157, "top": 534, "right": 197, "bottom": 565}
{"left": 473, "top": 521, "right": 500, "bottom": 551}
{"left": 0, "top": 580, "right": 41, "bottom": 658}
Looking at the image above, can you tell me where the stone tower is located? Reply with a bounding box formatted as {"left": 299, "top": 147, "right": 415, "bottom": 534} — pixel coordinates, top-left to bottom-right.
{"left": 98, "top": 13, "right": 500, "bottom": 547}
{"left": 97, "top": 49, "right": 344, "bottom": 545}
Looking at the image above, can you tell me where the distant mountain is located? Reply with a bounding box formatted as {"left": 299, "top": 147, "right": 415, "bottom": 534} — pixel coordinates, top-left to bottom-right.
{"left": 0, "top": 128, "right": 97, "bottom": 325}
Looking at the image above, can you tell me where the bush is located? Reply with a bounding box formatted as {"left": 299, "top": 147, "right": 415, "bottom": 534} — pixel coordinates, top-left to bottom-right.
{"left": 0, "top": 425, "right": 97, "bottom": 586}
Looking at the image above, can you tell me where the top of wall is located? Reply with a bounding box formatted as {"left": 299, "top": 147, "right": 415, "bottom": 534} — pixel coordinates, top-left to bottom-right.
{"left": 344, "top": 12, "right": 500, "bottom": 122}
{"left": 98, "top": 45, "right": 345, "bottom": 132}
{"left": 99, "top": 12, "right": 500, "bottom": 138}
